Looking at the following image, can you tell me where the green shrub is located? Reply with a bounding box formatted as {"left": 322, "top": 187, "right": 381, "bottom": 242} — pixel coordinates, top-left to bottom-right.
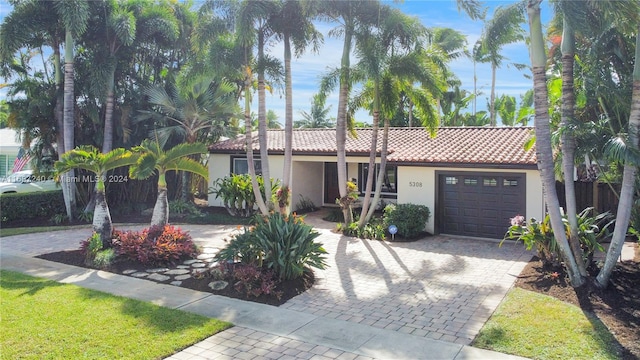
{"left": 339, "top": 218, "right": 386, "bottom": 240}
{"left": 49, "top": 213, "right": 68, "bottom": 225}
{"left": 93, "top": 249, "right": 117, "bottom": 269}
{"left": 383, "top": 203, "right": 430, "bottom": 239}
{"left": 501, "top": 208, "right": 611, "bottom": 268}
{"left": 216, "top": 213, "right": 328, "bottom": 280}
{"left": 113, "top": 225, "right": 199, "bottom": 266}
{"left": 169, "top": 199, "right": 201, "bottom": 216}
{"left": 209, "top": 174, "right": 279, "bottom": 217}
{"left": 0, "top": 190, "right": 64, "bottom": 222}
{"left": 294, "top": 195, "right": 318, "bottom": 213}
{"left": 81, "top": 232, "right": 104, "bottom": 266}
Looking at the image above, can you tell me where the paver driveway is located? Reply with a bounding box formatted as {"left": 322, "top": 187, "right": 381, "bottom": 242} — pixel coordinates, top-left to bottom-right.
{"left": 283, "top": 214, "right": 532, "bottom": 345}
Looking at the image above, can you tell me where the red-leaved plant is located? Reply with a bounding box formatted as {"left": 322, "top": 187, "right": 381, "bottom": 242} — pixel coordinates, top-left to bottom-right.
{"left": 113, "top": 225, "right": 198, "bottom": 266}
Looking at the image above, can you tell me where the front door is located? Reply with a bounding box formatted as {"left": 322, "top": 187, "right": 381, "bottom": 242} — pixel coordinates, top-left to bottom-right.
{"left": 324, "top": 162, "right": 340, "bottom": 204}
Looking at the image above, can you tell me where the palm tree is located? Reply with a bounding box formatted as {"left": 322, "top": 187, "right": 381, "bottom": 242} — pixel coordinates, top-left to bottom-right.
{"left": 350, "top": 7, "right": 431, "bottom": 227}
{"left": 596, "top": 22, "right": 640, "bottom": 288}
{"left": 234, "top": 0, "right": 277, "bottom": 216}
{"left": 318, "top": 0, "right": 382, "bottom": 224}
{"left": 526, "top": 0, "right": 584, "bottom": 287}
{"left": 295, "top": 94, "right": 335, "bottom": 128}
{"left": 269, "top": 0, "right": 323, "bottom": 213}
{"left": 140, "top": 77, "right": 237, "bottom": 201}
{"left": 480, "top": 4, "right": 526, "bottom": 126}
{"left": 55, "top": 0, "right": 90, "bottom": 221}
{"left": 55, "top": 146, "right": 137, "bottom": 245}
{"left": 84, "top": 0, "right": 179, "bottom": 153}
{"left": 130, "top": 139, "right": 208, "bottom": 228}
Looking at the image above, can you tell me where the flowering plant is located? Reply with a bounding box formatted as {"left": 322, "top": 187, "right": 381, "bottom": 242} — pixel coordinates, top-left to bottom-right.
{"left": 275, "top": 186, "right": 290, "bottom": 208}
{"left": 510, "top": 215, "right": 526, "bottom": 227}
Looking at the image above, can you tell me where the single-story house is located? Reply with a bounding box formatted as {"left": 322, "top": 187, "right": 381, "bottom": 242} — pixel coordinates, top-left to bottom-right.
{"left": 208, "top": 126, "right": 544, "bottom": 239}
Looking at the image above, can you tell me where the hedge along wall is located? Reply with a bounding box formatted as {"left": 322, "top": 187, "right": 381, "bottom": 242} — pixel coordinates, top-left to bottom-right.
{"left": 0, "top": 191, "right": 65, "bottom": 222}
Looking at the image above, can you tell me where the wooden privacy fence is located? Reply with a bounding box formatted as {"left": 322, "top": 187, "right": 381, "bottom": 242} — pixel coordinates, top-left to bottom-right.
{"left": 556, "top": 181, "right": 620, "bottom": 215}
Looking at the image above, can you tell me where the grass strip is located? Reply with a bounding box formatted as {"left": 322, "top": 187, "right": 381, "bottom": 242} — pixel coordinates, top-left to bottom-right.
{"left": 473, "top": 287, "right": 620, "bottom": 360}
{"left": 1, "top": 270, "right": 231, "bottom": 359}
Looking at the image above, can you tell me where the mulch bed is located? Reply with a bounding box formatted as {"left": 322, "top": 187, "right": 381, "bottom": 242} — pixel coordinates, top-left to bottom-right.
{"left": 515, "top": 248, "right": 640, "bottom": 360}
{"left": 37, "top": 250, "right": 314, "bottom": 307}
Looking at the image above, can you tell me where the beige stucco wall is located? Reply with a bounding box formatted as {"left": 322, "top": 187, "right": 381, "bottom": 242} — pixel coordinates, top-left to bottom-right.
{"left": 397, "top": 166, "right": 543, "bottom": 234}
{"left": 291, "top": 161, "right": 323, "bottom": 210}
{"left": 207, "top": 154, "right": 231, "bottom": 206}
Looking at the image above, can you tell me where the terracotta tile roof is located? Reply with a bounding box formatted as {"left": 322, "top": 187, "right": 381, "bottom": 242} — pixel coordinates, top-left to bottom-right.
{"left": 208, "top": 127, "right": 537, "bottom": 166}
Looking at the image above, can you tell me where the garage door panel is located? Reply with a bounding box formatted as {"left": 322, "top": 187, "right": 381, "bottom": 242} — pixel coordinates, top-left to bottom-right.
{"left": 439, "top": 173, "right": 526, "bottom": 239}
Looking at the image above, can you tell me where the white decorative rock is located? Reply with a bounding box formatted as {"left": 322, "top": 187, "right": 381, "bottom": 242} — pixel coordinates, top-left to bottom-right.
{"left": 147, "top": 268, "right": 170, "bottom": 273}
{"left": 191, "top": 263, "right": 206, "bottom": 268}
{"left": 208, "top": 281, "right": 228, "bottom": 290}
{"left": 175, "top": 274, "right": 191, "bottom": 281}
{"left": 165, "top": 269, "right": 190, "bottom": 275}
{"left": 183, "top": 259, "right": 201, "bottom": 265}
{"left": 131, "top": 272, "right": 149, "bottom": 278}
{"left": 147, "top": 273, "right": 170, "bottom": 282}
{"left": 170, "top": 281, "right": 183, "bottom": 286}
{"left": 122, "top": 269, "right": 137, "bottom": 275}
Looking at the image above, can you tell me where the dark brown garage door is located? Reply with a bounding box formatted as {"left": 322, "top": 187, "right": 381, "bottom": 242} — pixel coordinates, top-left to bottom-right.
{"left": 438, "top": 172, "right": 526, "bottom": 239}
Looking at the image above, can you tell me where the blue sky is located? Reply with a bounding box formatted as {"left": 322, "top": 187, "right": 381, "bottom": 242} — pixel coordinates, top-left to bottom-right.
{"left": 0, "top": 1, "right": 552, "bottom": 126}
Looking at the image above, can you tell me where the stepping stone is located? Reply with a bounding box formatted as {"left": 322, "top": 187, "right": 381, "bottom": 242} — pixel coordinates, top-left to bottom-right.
{"left": 197, "top": 253, "right": 216, "bottom": 260}
{"left": 147, "top": 273, "right": 170, "bottom": 282}
{"left": 147, "top": 268, "right": 170, "bottom": 273}
{"left": 122, "top": 269, "right": 137, "bottom": 275}
{"left": 176, "top": 265, "right": 189, "bottom": 269}
{"left": 208, "top": 281, "right": 228, "bottom": 290}
{"left": 170, "top": 281, "right": 183, "bottom": 286}
{"left": 208, "top": 261, "right": 219, "bottom": 268}
{"left": 191, "top": 263, "right": 206, "bottom": 268}
{"left": 175, "top": 274, "right": 191, "bottom": 281}
{"left": 183, "top": 259, "right": 201, "bottom": 265}
{"left": 165, "top": 269, "right": 190, "bottom": 275}
{"left": 131, "top": 272, "right": 148, "bottom": 278}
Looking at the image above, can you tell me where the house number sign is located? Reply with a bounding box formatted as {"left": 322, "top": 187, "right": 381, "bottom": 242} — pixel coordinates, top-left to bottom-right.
{"left": 408, "top": 181, "right": 423, "bottom": 187}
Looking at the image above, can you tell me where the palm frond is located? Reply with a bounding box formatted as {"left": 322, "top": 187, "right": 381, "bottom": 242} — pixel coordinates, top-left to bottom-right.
{"left": 170, "top": 157, "right": 209, "bottom": 180}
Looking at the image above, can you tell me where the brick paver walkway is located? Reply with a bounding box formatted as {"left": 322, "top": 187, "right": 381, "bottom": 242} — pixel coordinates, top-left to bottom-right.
{"left": 165, "top": 326, "right": 375, "bottom": 360}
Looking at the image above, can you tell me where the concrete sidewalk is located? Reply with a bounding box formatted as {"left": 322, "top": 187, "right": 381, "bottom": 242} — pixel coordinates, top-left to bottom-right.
{"left": 1, "top": 251, "right": 526, "bottom": 359}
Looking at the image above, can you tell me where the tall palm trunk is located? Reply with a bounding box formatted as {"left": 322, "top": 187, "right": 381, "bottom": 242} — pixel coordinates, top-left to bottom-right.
{"left": 560, "top": 20, "right": 587, "bottom": 276}
{"left": 93, "top": 179, "right": 112, "bottom": 247}
{"left": 337, "top": 23, "right": 353, "bottom": 224}
{"left": 282, "top": 33, "right": 293, "bottom": 214}
{"left": 63, "top": 29, "right": 76, "bottom": 220}
{"left": 358, "top": 85, "right": 380, "bottom": 228}
{"left": 365, "top": 117, "right": 390, "bottom": 223}
{"left": 596, "top": 27, "right": 640, "bottom": 288}
{"left": 151, "top": 173, "right": 169, "bottom": 228}
{"left": 527, "top": 0, "right": 584, "bottom": 287}
{"left": 257, "top": 30, "right": 272, "bottom": 210}
{"left": 244, "top": 66, "right": 269, "bottom": 216}
{"left": 102, "top": 69, "right": 115, "bottom": 153}
{"left": 490, "top": 61, "right": 497, "bottom": 126}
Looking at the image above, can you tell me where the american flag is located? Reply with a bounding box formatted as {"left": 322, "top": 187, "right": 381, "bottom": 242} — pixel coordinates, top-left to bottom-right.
{"left": 12, "top": 147, "right": 31, "bottom": 173}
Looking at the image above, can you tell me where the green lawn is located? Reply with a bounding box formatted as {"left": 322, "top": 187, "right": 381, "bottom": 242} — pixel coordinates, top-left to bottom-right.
{"left": 473, "top": 287, "right": 620, "bottom": 360}
{"left": 1, "top": 270, "right": 231, "bottom": 359}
